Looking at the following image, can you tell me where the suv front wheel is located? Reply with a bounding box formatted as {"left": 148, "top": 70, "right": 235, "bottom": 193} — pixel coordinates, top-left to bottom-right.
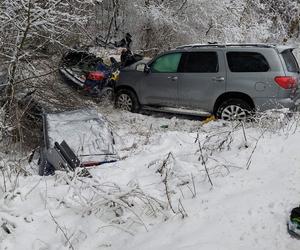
{"left": 115, "top": 89, "right": 140, "bottom": 112}
{"left": 216, "top": 99, "right": 252, "bottom": 121}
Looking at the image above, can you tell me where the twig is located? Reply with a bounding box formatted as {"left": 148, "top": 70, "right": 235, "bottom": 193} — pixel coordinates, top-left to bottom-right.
{"left": 176, "top": 0, "right": 188, "bottom": 14}
{"left": 196, "top": 134, "right": 213, "bottom": 187}
{"left": 241, "top": 121, "right": 248, "bottom": 147}
{"left": 246, "top": 130, "right": 266, "bottom": 170}
{"left": 14, "top": 68, "right": 59, "bottom": 84}
{"left": 97, "top": 224, "right": 134, "bottom": 236}
{"left": 157, "top": 152, "right": 174, "bottom": 175}
{"left": 178, "top": 198, "right": 188, "bottom": 218}
{"left": 12, "top": 169, "right": 21, "bottom": 193}
{"left": 191, "top": 173, "right": 196, "bottom": 198}
{"left": 163, "top": 169, "right": 176, "bottom": 213}
{"left": 157, "top": 152, "right": 176, "bottom": 213}
{"left": 48, "top": 210, "right": 75, "bottom": 250}
{"left": 0, "top": 167, "right": 7, "bottom": 193}
{"left": 24, "top": 178, "right": 42, "bottom": 199}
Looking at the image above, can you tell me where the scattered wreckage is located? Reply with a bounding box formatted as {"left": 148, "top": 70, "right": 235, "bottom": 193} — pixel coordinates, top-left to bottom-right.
{"left": 38, "top": 109, "right": 118, "bottom": 176}
{"left": 1, "top": 70, "right": 119, "bottom": 176}
{"left": 59, "top": 34, "right": 144, "bottom": 99}
{"left": 59, "top": 50, "right": 120, "bottom": 100}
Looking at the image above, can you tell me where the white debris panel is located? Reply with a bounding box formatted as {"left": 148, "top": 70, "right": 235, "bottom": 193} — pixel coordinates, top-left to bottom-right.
{"left": 45, "top": 109, "right": 118, "bottom": 164}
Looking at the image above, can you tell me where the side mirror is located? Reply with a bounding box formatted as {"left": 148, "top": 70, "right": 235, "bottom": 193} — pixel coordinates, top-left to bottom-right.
{"left": 144, "top": 65, "right": 151, "bottom": 74}
{"left": 136, "top": 63, "right": 145, "bottom": 72}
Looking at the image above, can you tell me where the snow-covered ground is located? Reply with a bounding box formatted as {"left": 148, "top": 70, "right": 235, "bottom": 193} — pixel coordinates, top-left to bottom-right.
{"left": 1, "top": 107, "right": 300, "bottom": 250}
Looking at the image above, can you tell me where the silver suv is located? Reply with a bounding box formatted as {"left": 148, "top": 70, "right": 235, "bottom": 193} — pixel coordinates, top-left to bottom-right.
{"left": 115, "top": 44, "right": 300, "bottom": 120}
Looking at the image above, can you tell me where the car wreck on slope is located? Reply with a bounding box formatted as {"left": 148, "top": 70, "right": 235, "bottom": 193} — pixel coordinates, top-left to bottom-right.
{"left": 59, "top": 46, "right": 144, "bottom": 100}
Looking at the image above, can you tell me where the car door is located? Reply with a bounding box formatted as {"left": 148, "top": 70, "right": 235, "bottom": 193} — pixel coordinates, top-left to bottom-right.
{"left": 177, "top": 51, "right": 226, "bottom": 111}
{"left": 138, "top": 52, "right": 182, "bottom": 107}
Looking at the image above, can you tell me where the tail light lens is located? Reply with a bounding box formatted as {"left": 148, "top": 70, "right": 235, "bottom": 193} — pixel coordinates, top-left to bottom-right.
{"left": 274, "top": 76, "right": 298, "bottom": 89}
{"left": 86, "top": 71, "right": 105, "bottom": 81}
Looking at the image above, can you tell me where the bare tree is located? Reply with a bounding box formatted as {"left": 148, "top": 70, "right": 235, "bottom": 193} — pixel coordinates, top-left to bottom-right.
{"left": 0, "top": 0, "right": 94, "bottom": 144}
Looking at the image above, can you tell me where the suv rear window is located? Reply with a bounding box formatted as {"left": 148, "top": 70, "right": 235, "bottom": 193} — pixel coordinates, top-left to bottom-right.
{"left": 282, "top": 50, "right": 299, "bottom": 73}
{"left": 178, "top": 52, "right": 219, "bottom": 73}
{"left": 227, "top": 52, "right": 270, "bottom": 72}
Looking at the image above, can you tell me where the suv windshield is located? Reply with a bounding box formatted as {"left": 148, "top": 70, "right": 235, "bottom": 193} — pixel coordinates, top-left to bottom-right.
{"left": 282, "top": 50, "right": 299, "bottom": 73}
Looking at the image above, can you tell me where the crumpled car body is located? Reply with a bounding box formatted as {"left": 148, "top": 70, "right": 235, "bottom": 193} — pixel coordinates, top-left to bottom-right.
{"left": 59, "top": 49, "right": 143, "bottom": 91}
{"left": 39, "top": 108, "right": 118, "bottom": 175}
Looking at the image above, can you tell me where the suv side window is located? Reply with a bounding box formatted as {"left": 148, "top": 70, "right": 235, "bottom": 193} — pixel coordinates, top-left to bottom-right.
{"left": 178, "top": 52, "right": 219, "bottom": 73}
{"left": 151, "top": 53, "right": 182, "bottom": 73}
{"left": 227, "top": 52, "right": 270, "bottom": 72}
{"left": 282, "top": 50, "right": 299, "bottom": 73}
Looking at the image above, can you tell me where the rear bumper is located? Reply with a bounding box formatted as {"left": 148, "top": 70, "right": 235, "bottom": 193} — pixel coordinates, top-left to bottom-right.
{"left": 59, "top": 67, "right": 85, "bottom": 88}
{"left": 254, "top": 97, "right": 297, "bottom": 111}
{"left": 278, "top": 98, "right": 297, "bottom": 111}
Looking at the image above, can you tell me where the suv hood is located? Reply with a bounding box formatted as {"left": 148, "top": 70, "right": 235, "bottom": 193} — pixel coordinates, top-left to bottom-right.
{"left": 122, "top": 58, "right": 151, "bottom": 71}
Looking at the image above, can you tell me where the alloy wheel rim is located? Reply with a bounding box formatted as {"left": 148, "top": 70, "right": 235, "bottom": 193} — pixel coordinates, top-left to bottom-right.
{"left": 221, "top": 105, "right": 247, "bottom": 121}
{"left": 117, "top": 94, "right": 132, "bottom": 111}
{"left": 102, "top": 88, "right": 113, "bottom": 100}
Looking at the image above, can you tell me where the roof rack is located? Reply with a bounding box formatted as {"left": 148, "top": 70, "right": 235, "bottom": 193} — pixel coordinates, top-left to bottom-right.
{"left": 176, "top": 43, "right": 276, "bottom": 50}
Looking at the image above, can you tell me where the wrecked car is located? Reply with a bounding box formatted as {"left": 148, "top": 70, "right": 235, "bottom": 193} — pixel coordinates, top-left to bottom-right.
{"left": 59, "top": 49, "right": 121, "bottom": 99}
{"left": 39, "top": 108, "right": 118, "bottom": 176}
{"left": 59, "top": 46, "right": 143, "bottom": 99}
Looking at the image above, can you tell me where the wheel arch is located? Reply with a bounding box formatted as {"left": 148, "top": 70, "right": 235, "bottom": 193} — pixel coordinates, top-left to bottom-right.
{"left": 115, "top": 85, "right": 141, "bottom": 104}
{"left": 115, "top": 86, "right": 140, "bottom": 112}
{"left": 213, "top": 92, "right": 255, "bottom": 115}
{"left": 115, "top": 85, "right": 139, "bottom": 100}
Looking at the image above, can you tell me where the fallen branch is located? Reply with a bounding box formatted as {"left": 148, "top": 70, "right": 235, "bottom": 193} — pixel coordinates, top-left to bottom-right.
{"left": 196, "top": 134, "right": 213, "bottom": 187}
{"left": 178, "top": 198, "right": 188, "bottom": 218}
{"left": 49, "top": 210, "right": 75, "bottom": 250}
{"left": 246, "top": 130, "right": 266, "bottom": 170}
{"left": 163, "top": 169, "right": 176, "bottom": 213}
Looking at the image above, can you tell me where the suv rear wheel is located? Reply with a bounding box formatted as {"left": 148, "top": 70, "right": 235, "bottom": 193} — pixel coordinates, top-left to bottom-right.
{"left": 216, "top": 99, "right": 252, "bottom": 121}
{"left": 115, "top": 89, "right": 140, "bottom": 112}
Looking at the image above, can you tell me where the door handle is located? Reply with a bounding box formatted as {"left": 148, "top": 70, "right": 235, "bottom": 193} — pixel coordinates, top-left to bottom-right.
{"left": 212, "top": 76, "right": 225, "bottom": 82}
{"left": 168, "top": 76, "right": 178, "bottom": 81}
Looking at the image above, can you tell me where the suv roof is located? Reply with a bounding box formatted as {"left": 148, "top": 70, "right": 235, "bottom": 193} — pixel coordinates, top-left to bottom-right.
{"left": 176, "top": 43, "right": 295, "bottom": 53}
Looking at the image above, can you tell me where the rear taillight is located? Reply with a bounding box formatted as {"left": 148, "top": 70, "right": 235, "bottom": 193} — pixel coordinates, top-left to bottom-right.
{"left": 274, "top": 76, "right": 297, "bottom": 89}
{"left": 86, "top": 71, "right": 105, "bottom": 81}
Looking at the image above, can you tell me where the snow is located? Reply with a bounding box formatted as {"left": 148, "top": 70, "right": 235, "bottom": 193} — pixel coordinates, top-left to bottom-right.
{"left": 1, "top": 107, "right": 300, "bottom": 250}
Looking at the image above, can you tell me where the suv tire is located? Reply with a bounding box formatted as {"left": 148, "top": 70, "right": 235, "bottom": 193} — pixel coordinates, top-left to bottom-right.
{"left": 115, "top": 89, "right": 140, "bottom": 112}
{"left": 216, "top": 98, "right": 253, "bottom": 121}
{"left": 99, "top": 87, "right": 114, "bottom": 102}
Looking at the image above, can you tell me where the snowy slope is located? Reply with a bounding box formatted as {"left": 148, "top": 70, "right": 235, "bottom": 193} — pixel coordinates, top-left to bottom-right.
{"left": 1, "top": 108, "right": 300, "bottom": 250}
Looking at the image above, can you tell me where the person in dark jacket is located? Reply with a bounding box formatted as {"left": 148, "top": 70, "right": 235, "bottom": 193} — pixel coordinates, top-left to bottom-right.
{"left": 120, "top": 49, "right": 135, "bottom": 68}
